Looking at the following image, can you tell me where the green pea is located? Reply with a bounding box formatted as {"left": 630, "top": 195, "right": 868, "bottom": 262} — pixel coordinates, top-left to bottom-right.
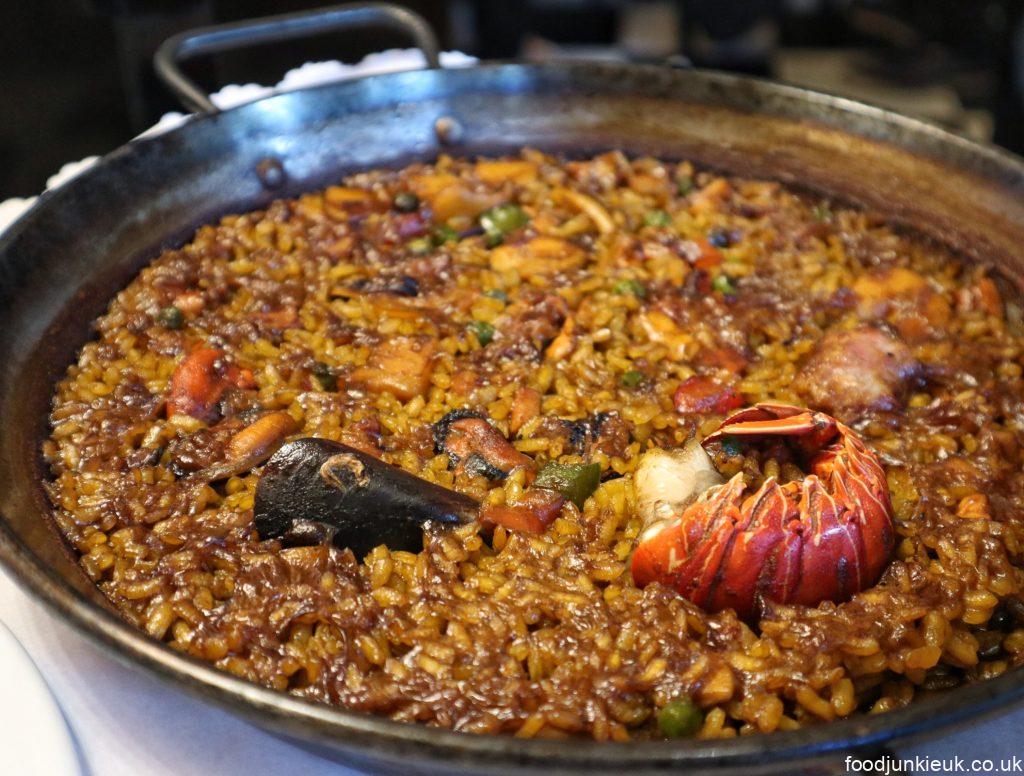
{"left": 613, "top": 279, "right": 646, "bottom": 298}
{"left": 644, "top": 209, "right": 672, "bottom": 228}
{"left": 712, "top": 274, "right": 737, "bottom": 295}
{"left": 480, "top": 203, "right": 528, "bottom": 238}
{"left": 484, "top": 289, "right": 508, "bottom": 302}
{"left": 484, "top": 231, "right": 505, "bottom": 248}
{"left": 431, "top": 225, "right": 459, "bottom": 246}
{"left": 311, "top": 361, "right": 338, "bottom": 392}
{"left": 621, "top": 370, "right": 644, "bottom": 388}
{"left": 657, "top": 698, "right": 703, "bottom": 738}
{"left": 393, "top": 192, "right": 420, "bottom": 213}
{"left": 468, "top": 320, "right": 495, "bottom": 346}
{"left": 408, "top": 237, "right": 433, "bottom": 254}
{"left": 157, "top": 306, "right": 184, "bottom": 330}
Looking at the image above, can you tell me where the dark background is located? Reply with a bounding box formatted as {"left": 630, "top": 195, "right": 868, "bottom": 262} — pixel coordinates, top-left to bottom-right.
{"left": 2, "top": 0, "right": 1022, "bottom": 200}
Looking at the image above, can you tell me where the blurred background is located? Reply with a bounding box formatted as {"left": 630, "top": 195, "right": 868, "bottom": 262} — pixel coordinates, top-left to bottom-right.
{"left": 1, "top": 0, "right": 1022, "bottom": 200}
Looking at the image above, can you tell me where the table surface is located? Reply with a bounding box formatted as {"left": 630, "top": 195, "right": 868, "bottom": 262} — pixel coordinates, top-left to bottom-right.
{"left": 1, "top": 52, "right": 1022, "bottom": 776}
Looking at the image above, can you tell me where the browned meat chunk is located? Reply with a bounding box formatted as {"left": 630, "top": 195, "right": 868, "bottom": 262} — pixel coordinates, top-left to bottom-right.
{"left": 350, "top": 337, "right": 436, "bottom": 401}
{"left": 491, "top": 292, "right": 568, "bottom": 360}
{"left": 509, "top": 387, "right": 542, "bottom": 434}
{"left": 434, "top": 410, "right": 535, "bottom": 480}
{"left": 796, "top": 327, "right": 920, "bottom": 417}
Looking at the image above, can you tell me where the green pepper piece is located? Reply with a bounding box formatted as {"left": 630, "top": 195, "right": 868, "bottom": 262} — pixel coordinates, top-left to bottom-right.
{"left": 431, "top": 225, "right": 459, "bottom": 246}
{"left": 484, "top": 289, "right": 508, "bottom": 303}
{"left": 612, "top": 279, "right": 646, "bottom": 298}
{"left": 676, "top": 176, "right": 694, "bottom": 195}
{"left": 534, "top": 462, "right": 602, "bottom": 510}
{"left": 657, "top": 698, "right": 703, "bottom": 738}
{"left": 712, "top": 274, "right": 736, "bottom": 295}
{"left": 621, "top": 370, "right": 644, "bottom": 388}
{"left": 643, "top": 209, "right": 672, "bottom": 228}
{"left": 157, "top": 306, "right": 184, "bottom": 330}
{"left": 468, "top": 320, "right": 495, "bottom": 346}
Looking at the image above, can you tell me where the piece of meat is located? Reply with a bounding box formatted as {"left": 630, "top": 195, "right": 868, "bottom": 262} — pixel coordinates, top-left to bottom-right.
{"left": 165, "top": 415, "right": 249, "bottom": 476}
{"left": 350, "top": 337, "right": 436, "bottom": 401}
{"left": 852, "top": 267, "right": 951, "bottom": 342}
{"left": 340, "top": 416, "right": 384, "bottom": 457}
{"left": 490, "top": 237, "right": 586, "bottom": 279}
{"left": 673, "top": 376, "right": 744, "bottom": 415}
{"left": 409, "top": 173, "right": 501, "bottom": 222}
{"left": 167, "top": 347, "right": 256, "bottom": 423}
{"left": 796, "top": 327, "right": 921, "bottom": 418}
{"left": 492, "top": 292, "right": 568, "bottom": 360}
{"left": 696, "top": 345, "right": 748, "bottom": 375}
{"left": 479, "top": 489, "right": 565, "bottom": 534}
{"left": 566, "top": 411, "right": 633, "bottom": 459}
{"left": 509, "top": 387, "right": 542, "bottom": 434}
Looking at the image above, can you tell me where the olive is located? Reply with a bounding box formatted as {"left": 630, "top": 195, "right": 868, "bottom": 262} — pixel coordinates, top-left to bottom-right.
{"left": 657, "top": 698, "right": 703, "bottom": 738}
{"left": 393, "top": 192, "right": 420, "bottom": 212}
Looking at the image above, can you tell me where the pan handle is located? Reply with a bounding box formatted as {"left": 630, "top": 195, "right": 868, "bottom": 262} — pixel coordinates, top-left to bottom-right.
{"left": 154, "top": 2, "right": 441, "bottom": 115}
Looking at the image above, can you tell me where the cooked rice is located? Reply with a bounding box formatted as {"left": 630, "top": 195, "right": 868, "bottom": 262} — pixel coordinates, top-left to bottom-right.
{"left": 44, "top": 150, "right": 1024, "bottom": 739}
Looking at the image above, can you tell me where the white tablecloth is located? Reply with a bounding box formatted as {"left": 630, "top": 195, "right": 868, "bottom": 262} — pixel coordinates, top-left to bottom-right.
{"left": 1, "top": 52, "right": 1022, "bottom": 776}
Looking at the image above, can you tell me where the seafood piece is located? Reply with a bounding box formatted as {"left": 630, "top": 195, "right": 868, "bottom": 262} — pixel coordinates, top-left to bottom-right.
{"left": 474, "top": 159, "right": 539, "bottom": 185}
{"left": 673, "top": 376, "right": 743, "bottom": 415}
{"left": 409, "top": 173, "right": 501, "bottom": 222}
{"left": 199, "top": 411, "right": 299, "bottom": 482}
{"left": 552, "top": 188, "right": 615, "bottom": 234}
{"left": 508, "top": 387, "right": 542, "bottom": 434}
{"left": 480, "top": 489, "right": 566, "bottom": 534}
{"left": 167, "top": 347, "right": 255, "bottom": 422}
{"left": 254, "top": 438, "right": 478, "bottom": 556}
{"left": 796, "top": 326, "right": 920, "bottom": 417}
{"left": 631, "top": 403, "right": 895, "bottom": 621}
{"left": 853, "top": 267, "right": 951, "bottom": 340}
{"left": 634, "top": 440, "right": 726, "bottom": 531}
{"left": 434, "top": 410, "right": 534, "bottom": 480}
{"left": 490, "top": 237, "right": 586, "bottom": 278}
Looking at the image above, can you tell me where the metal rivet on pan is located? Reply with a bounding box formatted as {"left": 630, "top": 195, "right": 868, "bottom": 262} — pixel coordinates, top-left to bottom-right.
{"left": 256, "top": 157, "right": 286, "bottom": 189}
{"left": 434, "top": 116, "right": 463, "bottom": 146}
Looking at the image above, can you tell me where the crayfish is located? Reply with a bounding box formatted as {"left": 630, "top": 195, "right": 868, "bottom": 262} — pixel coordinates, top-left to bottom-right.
{"left": 631, "top": 403, "right": 895, "bottom": 621}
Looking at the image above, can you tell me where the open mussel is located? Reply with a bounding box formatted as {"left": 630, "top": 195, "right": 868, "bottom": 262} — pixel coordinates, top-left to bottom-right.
{"left": 254, "top": 437, "right": 478, "bottom": 557}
